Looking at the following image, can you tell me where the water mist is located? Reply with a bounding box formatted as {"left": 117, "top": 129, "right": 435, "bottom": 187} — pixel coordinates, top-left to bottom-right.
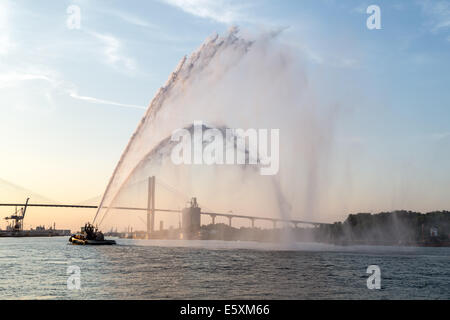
{"left": 95, "top": 28, "right": 337, "bottom": 238}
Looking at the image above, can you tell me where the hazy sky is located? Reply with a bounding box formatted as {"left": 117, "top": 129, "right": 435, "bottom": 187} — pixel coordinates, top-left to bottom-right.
{"left": 1, "top": 0, "right": 449, "bottom": 229}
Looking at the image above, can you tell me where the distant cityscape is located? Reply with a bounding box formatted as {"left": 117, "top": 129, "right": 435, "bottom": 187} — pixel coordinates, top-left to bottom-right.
{"left": 106, "top": 203, "right": 450, "bottom": 247}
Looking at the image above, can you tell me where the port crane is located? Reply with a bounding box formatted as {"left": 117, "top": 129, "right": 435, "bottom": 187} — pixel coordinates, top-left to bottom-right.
{"left": 4, "top": 198, "right": 29, "bottom": 231}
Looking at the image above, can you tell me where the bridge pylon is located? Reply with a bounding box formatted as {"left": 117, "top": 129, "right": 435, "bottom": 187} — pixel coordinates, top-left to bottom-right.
{"left": 147, "top": 176, "right": 156, "bottom": 239}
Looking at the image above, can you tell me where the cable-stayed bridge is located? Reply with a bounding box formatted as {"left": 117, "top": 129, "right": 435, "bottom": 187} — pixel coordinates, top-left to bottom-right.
{"left": 0, "top": 176, "right": 330, "bottom": 236}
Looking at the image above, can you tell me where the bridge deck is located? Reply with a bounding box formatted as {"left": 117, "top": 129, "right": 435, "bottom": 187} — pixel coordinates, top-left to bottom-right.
{"left": 0, "top": 203, "right": 330, "bottom": 226}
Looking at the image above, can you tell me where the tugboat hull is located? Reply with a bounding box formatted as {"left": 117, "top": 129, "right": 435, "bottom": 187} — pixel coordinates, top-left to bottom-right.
{"left": 70, "top": 237, "right": 116, "bottom": 245}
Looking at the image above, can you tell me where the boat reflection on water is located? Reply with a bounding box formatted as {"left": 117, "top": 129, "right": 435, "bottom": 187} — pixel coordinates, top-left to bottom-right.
{"left": 69, "top": 223, "right": 116, "bottom": 245}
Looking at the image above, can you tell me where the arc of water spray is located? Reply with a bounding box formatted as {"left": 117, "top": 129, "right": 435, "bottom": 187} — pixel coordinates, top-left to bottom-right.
{"left": 94, "top": 29, "right": 242, "bottom": 225}
{"left": 96, "top": 124, "right": 237, "bottom": 225}
{"left": 93, "top": 56, "right": 188, "bottom": 225}
{"left": 95, "top": 123, "right": 292, "bottom": 226}
{"left": 94, "top": 29, "right": 297, "bottom": 226}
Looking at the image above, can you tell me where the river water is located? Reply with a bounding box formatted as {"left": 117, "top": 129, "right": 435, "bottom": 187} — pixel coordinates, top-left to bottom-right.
{"left": 0, "top": 237, "right": 448, "bottom": 299}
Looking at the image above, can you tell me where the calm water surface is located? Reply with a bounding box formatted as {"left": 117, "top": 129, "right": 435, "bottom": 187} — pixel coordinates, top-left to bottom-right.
{"left": 0, "top": 237, "right": 448, "bottom": 299}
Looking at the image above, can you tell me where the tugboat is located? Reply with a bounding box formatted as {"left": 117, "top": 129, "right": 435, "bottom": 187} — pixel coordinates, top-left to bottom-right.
{"left": 69, "top": 223, "right": 116, "bottom": 245}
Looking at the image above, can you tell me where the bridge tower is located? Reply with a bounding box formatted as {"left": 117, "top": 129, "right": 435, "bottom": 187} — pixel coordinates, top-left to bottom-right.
{"left": 147, "top": 176, "right": 156, "bottom": 239}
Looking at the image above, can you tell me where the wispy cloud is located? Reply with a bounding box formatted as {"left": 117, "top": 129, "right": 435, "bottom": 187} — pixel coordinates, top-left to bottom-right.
{"left": 418, "top": 0, "right": 450, "bottom": 32}
{"left": 0, "top": 72, "right": 52, "bottom": 89}
{"left": 89, "top": 32, "right": 137, "bottom": 73}
{"left": 289, "top": 41, "right": 360, "bottom": 69}
{"left": 67, "top": 90, "right": 146, "bottom": 110}
{"left": 0, "top": 69, "right": 146, "bottom": 110}
{"left": 430, "top": 132, "right": 450, "bottom": 140}
{"left": 0, "top": 1, "right": 142, "bottom": 111}
{"left": 162, "top": 0, "right": 247, "bottom": 24}
{"left": 351, "top": 3, "right": 369, "bottom": 14}
{"left": 105, "top": 9, "right": 157, "bottom": 28}
{"left": 0, "top": 1, "right": 14, "bottom": 55}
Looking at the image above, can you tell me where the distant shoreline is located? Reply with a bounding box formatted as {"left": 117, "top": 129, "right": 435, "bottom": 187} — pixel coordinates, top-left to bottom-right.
{"left": 106, "top": 210, "right": 450, "bottom": 247}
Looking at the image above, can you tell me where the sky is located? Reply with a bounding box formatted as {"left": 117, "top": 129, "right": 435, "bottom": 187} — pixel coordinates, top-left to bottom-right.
{"left": 0, "top": 0, "right": 449, "bottom": 230}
